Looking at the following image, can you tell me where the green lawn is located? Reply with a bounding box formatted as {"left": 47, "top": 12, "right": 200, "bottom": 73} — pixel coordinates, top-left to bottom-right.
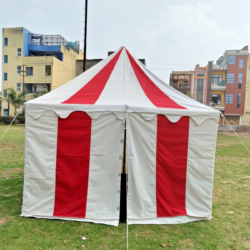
{"left": 0, "top": 125, "right": 250, "bottom": 250}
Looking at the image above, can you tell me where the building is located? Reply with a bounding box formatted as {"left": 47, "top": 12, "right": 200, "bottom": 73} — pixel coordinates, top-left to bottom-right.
{"left": 76, "top": 58, "right": 103, "bottom": 77}
{"left": 244, "top": 56, "right": 250, "bottom": 125}
{"left": 0, "top": 91, "right": 2, "bottom": 115}
{"left": 193, "top": 65, "right": 209, "bottom": 105}
{"left": 76, "top": 51, "right": 146, "bottom": 77}
{"left": 169, "top": 71, "right": 194, "bottom": 97}
{"left": 1, "top": 27, "right": 83, "bottom": 116}
{"left": 170, "top": 46, "right": 250, "bottom": 125}
{"left": 215, "top": 46, "right": 248, "bottom": 125}
{"left": 210, "top": 64, "right": 227, "bottom": 112}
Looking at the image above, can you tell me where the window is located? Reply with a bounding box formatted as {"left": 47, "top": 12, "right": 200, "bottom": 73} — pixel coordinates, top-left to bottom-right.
{"left": 196, "top": 79, "right": 204, "bottom": 103}
{"left": 3, "top": 109, "right": 9, "bottom": 116}
{"left": 238, "top": 73, "right": 242, "bottom": 89}
{"left": 239, "top": 59, "right": 244, "bottom": 68}
{"left": 4, "top": 38, "right": 8, "bottom": 46}
{"left": 17, "top": 48, "right": 22, "bottom": 56}
{"left": 17, "top": 83, "right": 21, "bottom": 91}
{"left": 227, "top": 73, "right": 234, "bottom": 83}
{"left": 237, "top": 94, "right": 241, "bottom": 109}
{"left": 4, "top": 55, "right": 8, "bottom": 63}
{"left": 26, "top": 67, "right": 33, "bottom": 76}
{"left": 17, "top": 66, "right": 21, "bottom": 74}
{"left": 211, "top": 94, "right": 221, "bottom": 105}
{"left": 226, "top": 94, "right": 233, "bottom": 104}
{"left": 26, "top": 84, "right": 32, "bottom": 93}
{"left": 45, "top": 65, "right": 51, "bottom": 76}
{"left": 227, "top": 56, "right": 236, "bottom": 64}
{"left": 3, "top": 89, "right": 7, "bottom": 97}
{"left": 3, "top": 73, "right": 7, "bottom": 81}
{"left": 197, "top": 74, "right": 205, "bottom": 77}
{"left": 212, "top": 74, "right": 223, "bottom": 85}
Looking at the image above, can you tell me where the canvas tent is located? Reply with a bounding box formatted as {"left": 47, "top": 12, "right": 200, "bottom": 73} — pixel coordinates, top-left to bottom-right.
{"left": 21, "top": 47, "right": 220, "bottom": 226}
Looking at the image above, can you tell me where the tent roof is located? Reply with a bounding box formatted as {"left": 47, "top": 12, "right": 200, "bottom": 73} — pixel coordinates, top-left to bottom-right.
{"left": 26, "top": 47, "right": 220, "bottom": 124}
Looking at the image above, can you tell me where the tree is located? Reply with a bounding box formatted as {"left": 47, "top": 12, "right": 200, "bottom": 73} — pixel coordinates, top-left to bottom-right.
{"left": 4, "top": 88, "right": 25, "bottom": 116}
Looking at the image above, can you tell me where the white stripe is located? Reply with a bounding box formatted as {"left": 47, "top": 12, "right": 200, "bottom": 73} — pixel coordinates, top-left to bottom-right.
{"left": 96, "top": 49, "right": 155, "bottom": 109}
{"left": 186, "top": 118, "right": 218, "bottom": 217}
{"left": 21, "top": 111, "right": 58, "bottom": 216}
{"left": 28, "top": 48, "right": 123, "bottom": 104}
{"left": 85, "top": 112, "right": 124, "bottom": 220}
{"left": 124, "top": 52, "right": 156, "bottom": 108}
{"left": 127, "top": 113, "right": 157, "bottom": 219}
{"left": 95, "top": 49, "right": 126, "bottom": 105}
{"left": 131, "top": 52, "right": 216, "bottom": 112}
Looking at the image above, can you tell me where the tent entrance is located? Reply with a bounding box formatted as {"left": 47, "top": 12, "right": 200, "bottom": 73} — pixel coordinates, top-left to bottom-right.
{"left": 119, "top": 124, "right": 127, "bottom": 222}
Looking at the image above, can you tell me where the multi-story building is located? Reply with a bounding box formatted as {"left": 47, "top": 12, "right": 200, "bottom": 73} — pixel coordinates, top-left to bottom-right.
{"left": 244, "top": 56, "right": 250, "bottom": 125}
{"left": 210, "top": 64, "right": 227, "bottom": 113}
{"left": 1, "top": 27, "right": 83, "bottom": 116}
{"left": 169, "top": 71, "right": 194, "bottom": 97}
{"left": 215, "top": 46, "right": 248, "bottom": 125}
{"left": 193, "top": 66, "right": 209, "bottom": 104}
{"left": 170, "top": 46, "right": 250, "bottom": 125}
{"left": 0, "top": 91, "right": 2, "bottom": 114}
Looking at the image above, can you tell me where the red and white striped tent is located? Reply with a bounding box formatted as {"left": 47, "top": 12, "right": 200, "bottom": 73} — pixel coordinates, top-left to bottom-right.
{"left": 21, "top": 47, "right": 220, "bottom": 226}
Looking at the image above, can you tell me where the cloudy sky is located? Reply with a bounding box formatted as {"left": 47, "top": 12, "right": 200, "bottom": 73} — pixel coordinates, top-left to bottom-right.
{"left": 1, "top": 0, "right": 250, "bottom": 89}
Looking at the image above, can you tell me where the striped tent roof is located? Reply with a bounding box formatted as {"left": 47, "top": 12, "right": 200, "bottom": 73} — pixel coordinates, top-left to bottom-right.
{"left": 26, "top": 47, "right": 220, "bottom": 124}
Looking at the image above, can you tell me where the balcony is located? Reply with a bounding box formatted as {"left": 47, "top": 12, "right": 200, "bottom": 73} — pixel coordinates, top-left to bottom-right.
{"left": 211, "top": 80, "right": 226, "bottom": 90}
{"left": 209, "top": 102, "right": 225, "bottom": 111}
{"left": 28, "top": 33, "right": 80, "bottom": 55}
{"left": 24, "top": 84, "right": 51, "bottom": 101}
{"left": 177, "top": 82, "right": 190, "bottom": 91}
{"left": 172, "top": 75, "right": 190, "bottom": 81}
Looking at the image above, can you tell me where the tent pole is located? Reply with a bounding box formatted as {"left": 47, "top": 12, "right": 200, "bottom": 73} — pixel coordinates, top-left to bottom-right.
{"left": 119, "top": 122, "right": 127, "bottom": 222}
{"left": 122, "top": 122, "right": 126, "bottom": 174}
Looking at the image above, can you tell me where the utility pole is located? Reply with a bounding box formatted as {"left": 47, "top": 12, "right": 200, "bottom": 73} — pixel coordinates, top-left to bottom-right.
{"left": 20, "top": 65, "right": 26, "bottom": 100}
{"left": 83, "top": 0, "right": 88, "bottom": 72}
{"left": 207, "top": 61, "right": 213, "bottom": 105}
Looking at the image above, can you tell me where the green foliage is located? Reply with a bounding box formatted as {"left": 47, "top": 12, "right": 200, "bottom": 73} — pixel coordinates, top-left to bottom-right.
{"left": 4, "top": 88, "right": 25, "bottom": 116}
{"left": 33, "top": 90, "right": 48, "bottom": 98}
{"left": 16, "top": 115, "right": 25, "bottom": 124}
{"left": 0, "top": 126, "right": 250, "bottom": 249}
{"left": 0, "top": 116, "right": 18, "bottom": 125}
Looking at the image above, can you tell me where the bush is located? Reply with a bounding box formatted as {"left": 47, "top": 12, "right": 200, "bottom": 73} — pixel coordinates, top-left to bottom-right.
{"left": 0, "top": 116, "right": 19, "bottom": 125}
{"left": 16, "top": 115, "right": 25, "bottom": 124}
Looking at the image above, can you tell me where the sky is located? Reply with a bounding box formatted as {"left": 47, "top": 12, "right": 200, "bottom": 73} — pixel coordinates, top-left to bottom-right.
{"left": 1, "top": 0, "right": 250, "bottom": 89}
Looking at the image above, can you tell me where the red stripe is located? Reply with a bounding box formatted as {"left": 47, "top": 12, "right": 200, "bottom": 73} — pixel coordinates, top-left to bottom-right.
{"left": 63, "top": 48, "right": 123, "bottom": 104}
{"left": 126, "top": 49, "right": 186, "bottom": 109}
{"left": 53, "top": 111, "right": 92, "bottom": 218}
{"left": 156, "top": 115, "right": 189, "bottom": 217}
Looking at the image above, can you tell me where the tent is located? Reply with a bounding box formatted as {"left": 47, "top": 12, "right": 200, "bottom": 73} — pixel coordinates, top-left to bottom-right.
{"left": 21, "top": 47, "right": 220, "bottom": 226}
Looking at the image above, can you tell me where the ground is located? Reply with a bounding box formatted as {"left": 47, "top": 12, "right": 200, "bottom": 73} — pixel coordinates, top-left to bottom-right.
{"left": 0, "top": 125, "right": 250, "bottom": 250}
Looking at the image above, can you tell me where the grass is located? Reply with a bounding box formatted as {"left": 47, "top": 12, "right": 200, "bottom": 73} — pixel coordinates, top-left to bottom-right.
{"left": 0, "top": 125, "right": 250, "bottom": 249}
